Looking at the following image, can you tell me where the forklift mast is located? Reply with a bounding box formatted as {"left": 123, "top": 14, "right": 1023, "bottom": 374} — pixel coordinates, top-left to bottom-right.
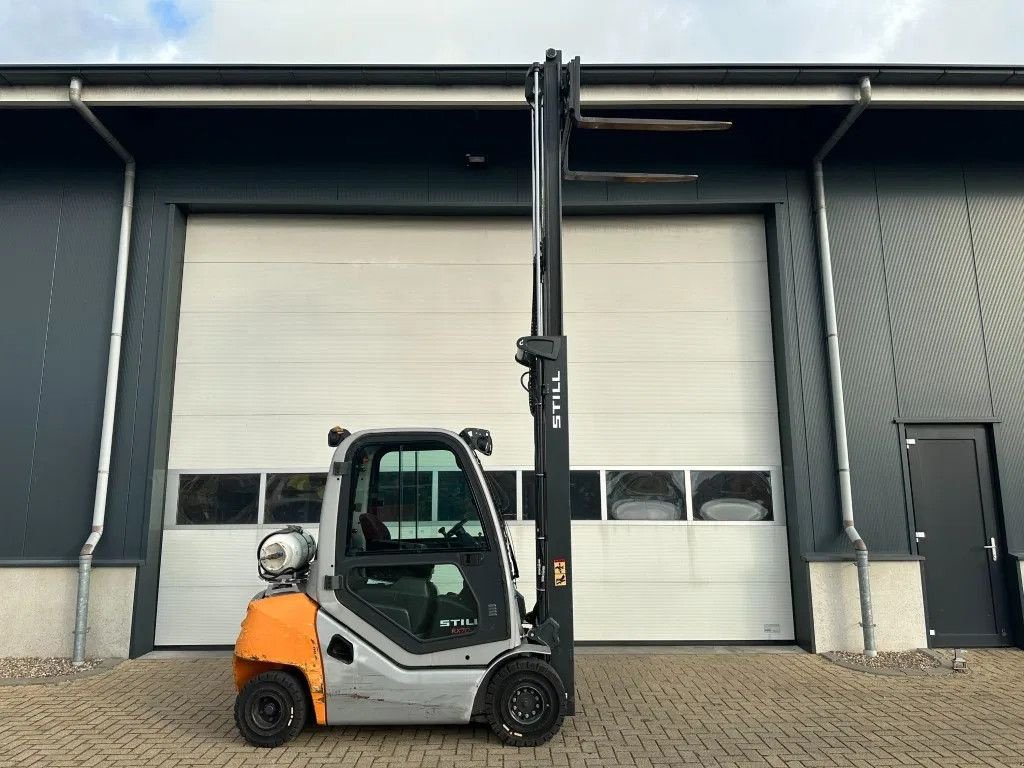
{"left": 516, "top": 50, "right": 731, "bottom": 714}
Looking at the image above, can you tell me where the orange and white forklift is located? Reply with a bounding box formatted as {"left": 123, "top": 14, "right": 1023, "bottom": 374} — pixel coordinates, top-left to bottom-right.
{"left": 231, "top": 50, "right": 729, "bottom": 747}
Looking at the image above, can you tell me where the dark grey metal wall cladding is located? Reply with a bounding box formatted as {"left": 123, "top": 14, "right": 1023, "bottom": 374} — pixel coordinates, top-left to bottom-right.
{"left": 827, "top": 157, "right": 1024, "bottom": 554}
{"left": 963, "top": 166, "right": 1024, "bottom": 550}
{"left": 0, "top": 160, "right": 124, "bottom": 562}
{"left": 3, "top": 105, "right": 1024, "bottom": 575}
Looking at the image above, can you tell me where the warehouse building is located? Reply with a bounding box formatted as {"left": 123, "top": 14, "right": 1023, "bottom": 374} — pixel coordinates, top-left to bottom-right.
{"left": 2, "top": 63, "right": 1023, "bottom": 658}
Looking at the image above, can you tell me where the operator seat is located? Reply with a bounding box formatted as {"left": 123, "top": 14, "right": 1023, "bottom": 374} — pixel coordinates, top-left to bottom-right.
{"left": 359, "top": 510, "right": 392, "bottom": 549}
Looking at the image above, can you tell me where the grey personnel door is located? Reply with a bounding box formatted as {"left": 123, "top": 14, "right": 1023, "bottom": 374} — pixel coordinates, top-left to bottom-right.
{"left": 905, "top": 424, "right": 1012, "bottom": 647}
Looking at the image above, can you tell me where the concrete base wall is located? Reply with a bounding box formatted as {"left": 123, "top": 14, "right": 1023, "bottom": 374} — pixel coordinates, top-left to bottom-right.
{"left": 809, "top": 560, "right": 927, "bottom": 652}
{"left": 0, "top": 567, "right": 136, "bottom": 658}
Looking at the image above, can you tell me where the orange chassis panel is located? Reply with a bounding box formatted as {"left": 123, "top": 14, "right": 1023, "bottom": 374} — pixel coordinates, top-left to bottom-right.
{"left": 233, "top": 591, "right": 328, "bottom": 725}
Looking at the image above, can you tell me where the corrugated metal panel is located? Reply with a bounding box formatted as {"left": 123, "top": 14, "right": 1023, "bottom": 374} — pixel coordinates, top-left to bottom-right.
{"left": 0, "top": 171, "right": 63, "bottom": 559}
{"left": 101, "top": 182, "right": 159, "bottom": 563}
{"left": 826, "top": 167, "right": 909, "bottom": 553}
{"left": 964, "top": 166, "right": 1024, "bottom": 550}
{"left": 776, "top": 173, "right": 816, "bottom": 647}
{"left": 784, "top": 171, "right": 841, "bottom": 552}
{"left": 875, "top": 166, "right": 992, "bottom": 418}
{"left": 22, "top": 170, "right": 122, "bottom": 559}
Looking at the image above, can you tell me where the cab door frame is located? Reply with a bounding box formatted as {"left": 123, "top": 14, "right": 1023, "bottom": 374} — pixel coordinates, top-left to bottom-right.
{"left": 312, "top": 428, "right": 521, "bottom": 668}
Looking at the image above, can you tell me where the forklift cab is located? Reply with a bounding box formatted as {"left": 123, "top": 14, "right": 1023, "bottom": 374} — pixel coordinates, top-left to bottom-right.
{"left": 314, "top": 429, "right": 520, "bottom": 656}
{"left": 233, "top": 427, "right": 562, "bottom": 747}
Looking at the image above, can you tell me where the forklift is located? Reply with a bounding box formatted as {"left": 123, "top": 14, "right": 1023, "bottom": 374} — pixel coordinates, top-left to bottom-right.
{"left": 231, "top": 50, "right": 729, "bottom": 747}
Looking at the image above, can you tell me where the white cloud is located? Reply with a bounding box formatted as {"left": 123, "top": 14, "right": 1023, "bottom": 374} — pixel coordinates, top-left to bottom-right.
{"left": 0, "top": 0, "right": 1021, "bottom": 65}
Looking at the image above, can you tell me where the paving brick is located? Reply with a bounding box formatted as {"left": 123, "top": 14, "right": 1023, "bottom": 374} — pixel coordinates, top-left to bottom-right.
{"left": 2, "top": 651, "right": 1024, "bottom": 767}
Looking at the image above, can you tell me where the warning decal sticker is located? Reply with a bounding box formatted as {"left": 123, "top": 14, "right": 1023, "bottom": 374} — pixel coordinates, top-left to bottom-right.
{"left": 553, "top": 558, "right": 567, "bottom": 587}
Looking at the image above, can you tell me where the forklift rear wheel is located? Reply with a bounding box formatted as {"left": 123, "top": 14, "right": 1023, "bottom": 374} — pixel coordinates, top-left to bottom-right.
{"left": 234, "top": 670, "right": 308, "bottom": 748}
{"left": 485, "top": 658, "right": 565, "bottom": 747}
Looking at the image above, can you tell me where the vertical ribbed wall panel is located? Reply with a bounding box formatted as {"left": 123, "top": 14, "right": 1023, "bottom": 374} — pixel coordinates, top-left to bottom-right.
{"left": 827, "top": 166, "right": 908, "bottom": 553}
{"left": 875, "top": 166, "right": 992, "bottom": 418}
{"left": 0, "top": 170, "right": 63, "bottom": 559}
{"left": 23, "top": 168, "right": 122, "bottom": 559}
{"left": 964, "top": 166, "right": 1024, "bottom": 550}
{"left": 785, "top": 171, "right": 844, "bottom": 552}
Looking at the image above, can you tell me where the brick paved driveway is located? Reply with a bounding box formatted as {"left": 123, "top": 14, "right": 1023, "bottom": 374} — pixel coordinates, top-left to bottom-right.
{"left": 4, "top": 650, "right": 1024, "bottom": 767}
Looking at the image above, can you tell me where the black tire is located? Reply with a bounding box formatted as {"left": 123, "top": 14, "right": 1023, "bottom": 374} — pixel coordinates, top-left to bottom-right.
{"left": 484, "top": 658, "right": 565, "bottom": 747}
{"left": 234, "top": 670, "right": 308, "bottom": 748}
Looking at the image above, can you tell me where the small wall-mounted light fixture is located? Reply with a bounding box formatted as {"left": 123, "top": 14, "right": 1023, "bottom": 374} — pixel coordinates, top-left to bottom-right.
{"left": 465, "top": 153, "right": 488, "bottom": 168}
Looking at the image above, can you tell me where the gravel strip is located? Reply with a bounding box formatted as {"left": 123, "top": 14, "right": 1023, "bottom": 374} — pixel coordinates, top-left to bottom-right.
{"left": 0, "top": 657, "right": 102, "bottom": 680}
{"left": 825, "top": 649, "right": 945, "bottom": 675}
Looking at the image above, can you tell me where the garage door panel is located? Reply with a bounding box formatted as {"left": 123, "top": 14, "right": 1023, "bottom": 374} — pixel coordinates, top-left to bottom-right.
{"left": 172, "top": 361, "right": 526, "bottom": 416}
{"left": 155, "top": 586, "right": 260, "bottom": 645}
{"left": 160, "top": 213, "right": 792, "bottom": 645}
{"left": 563, "top": 215, "right": 767, "bottom": 264}
{"left": 172, "top": 359, "right": 776, "bottom": 417}
{"left": 177, "top": 311, "right": 530, "bottom": 364}
{"left": 565, "top": 261, "right": 770, "bottom": 313}
{"left": 177, "top": 310, "right": 773, "bottom": 367}
{"left": 185, "top": 215, "right": 531, "bottom": 265}
{"left": 507, "top": 526, "right": 793, "bottom": 641}
{"left": 158, "top": 529, "right": 264, "bottom": 587}
{"left": 572, "top": 361, "right": 778, "bottom": 414}
{"left": 168, "top": 413, "right": 536, "bottom": 469}
{"left": 566, "top": 311, "right": 773, "bottom": 362}
{"left": 181, "top": 262, "right": 531, "bottom": 314}
{"left": 573, "top": 582, "right": 794, "bottom": 641}
{"left": 512, "top": 524, "right": 791, "bottom": 584}
{"left": 572, "top": 412, "right": 782, "bottom": 466}
{"left": 168, "top": 411, "right": 781, "bottom": 470}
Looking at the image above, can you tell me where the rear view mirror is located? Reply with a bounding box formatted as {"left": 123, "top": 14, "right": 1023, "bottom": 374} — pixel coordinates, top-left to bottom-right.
{"left": 459, "top": 427, "right": 493, "bottom": 456}
{"left": 327, "top": 426, "right": 351, "bottom": 448}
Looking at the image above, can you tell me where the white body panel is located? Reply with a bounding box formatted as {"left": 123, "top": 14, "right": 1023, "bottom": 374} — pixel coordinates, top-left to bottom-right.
{"left": 156, "top": 214, "right": 792, "bottom": 644}
{"left": 316, "top": 610, "right": 485, "bottom": 724}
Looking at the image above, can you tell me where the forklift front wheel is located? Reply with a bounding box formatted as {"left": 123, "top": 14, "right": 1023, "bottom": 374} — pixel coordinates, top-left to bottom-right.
{"left": 485, "top": 658, "right": 566, "bottom": 747}
{"left": 234, "top": 670, "right": 308, "bottom": 748}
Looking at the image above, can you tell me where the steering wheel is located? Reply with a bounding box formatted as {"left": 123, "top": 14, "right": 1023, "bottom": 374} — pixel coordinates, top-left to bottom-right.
{"left": 439, "top": 517, "right": 470, "bottom": 539}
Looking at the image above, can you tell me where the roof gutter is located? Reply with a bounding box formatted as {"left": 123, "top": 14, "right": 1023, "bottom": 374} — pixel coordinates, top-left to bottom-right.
{"left": 68, "top": 77, "right": 136, "bottom": 665}
{"left": 7, "top": 82, "right": 1024, "bottom": 108}
{"left": 812, "top": 76, "right": 877, "bottom": 657}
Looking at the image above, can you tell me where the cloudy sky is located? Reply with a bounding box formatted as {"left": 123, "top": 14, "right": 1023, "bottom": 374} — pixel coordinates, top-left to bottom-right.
{"left": 0, "top": 0, "right": 1022, "bottom": 65}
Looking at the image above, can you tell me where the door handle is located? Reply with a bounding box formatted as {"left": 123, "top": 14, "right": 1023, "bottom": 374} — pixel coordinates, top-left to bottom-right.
{"left": 983, "top": 537, "right": 999, "bottom": 562}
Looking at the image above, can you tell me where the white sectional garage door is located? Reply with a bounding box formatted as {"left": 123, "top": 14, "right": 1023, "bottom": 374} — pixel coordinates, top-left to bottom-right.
{"left": 155, "top": 214, "right": 793, "bottom": 645}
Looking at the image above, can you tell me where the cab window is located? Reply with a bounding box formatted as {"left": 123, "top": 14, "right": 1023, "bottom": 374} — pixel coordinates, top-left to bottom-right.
{"left": 345, "top": 442, "right": 489, "bottom": 555}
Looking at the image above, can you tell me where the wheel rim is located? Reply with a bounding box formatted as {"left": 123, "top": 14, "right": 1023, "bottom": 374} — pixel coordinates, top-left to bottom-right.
{"left": 249, "top": 690, "right": 290, "bottom": 733}
{"left": 506, "top": 681, "right": 550, "bottom": 727}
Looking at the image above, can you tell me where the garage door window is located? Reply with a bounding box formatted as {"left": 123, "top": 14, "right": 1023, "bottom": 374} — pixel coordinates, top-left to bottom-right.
{"left": 265, "top": 472, "right": 326, "bottom": 525}
{"left": 176, "top": 473, "right": 260, "bottom": 525}
{"left": 691, "top": 470, "right": 773, "bottom": 521}
{"left": 606, "top": 471, "right": 686, "bottom": 521}
{"left": 522, "top": 470, "right": 602, "bottom": 520}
